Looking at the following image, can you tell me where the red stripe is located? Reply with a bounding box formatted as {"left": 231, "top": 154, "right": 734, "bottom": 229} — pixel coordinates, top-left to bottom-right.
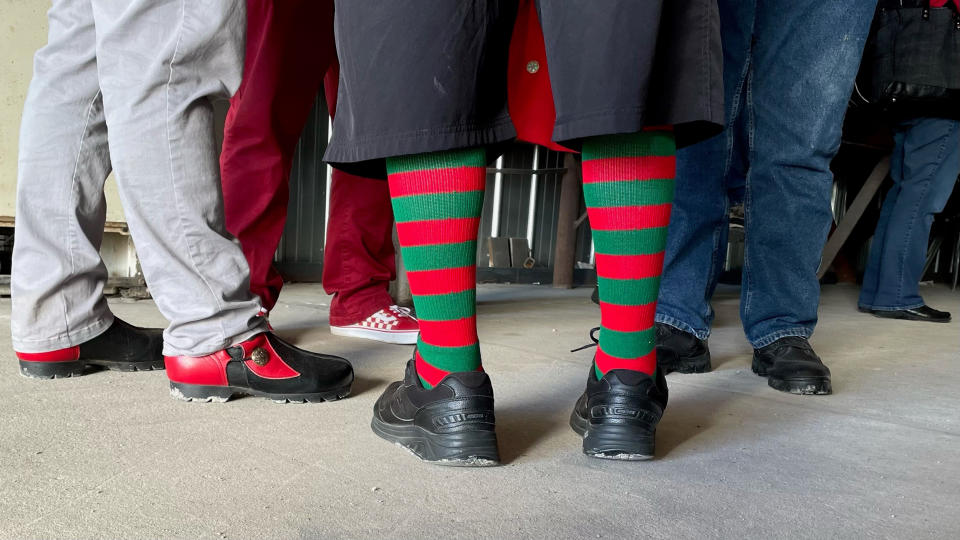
{"left": 581, "top": 155, "right": 675, "bottom": 182}
{"left": 587, "top": 203, "right": 672, "bottom": 230}
{"left": 595, "top": 253, "right": 665, "bottom": 280}
{"left": 415, "top": 350, "right": 449, "bottom": 388}
{"left": 16, "top": 346, "right": 80, "bottom": 362}
{"left": 419, "top": 317, "right": 479, "bottom": 347}
{"left": 595, "top": 348, "right": 656, "bottom": 376}
{"left": 599, "top": 302, "right": 658, "bottom": 333}
{"left": 388, "top": 167, "right": 486, "bottom": 198}
{"left": 395, "top": 217, "right": 480, "bottom": 246}
{"left": 407, "top": 266, "right": 476, "bottom": 296}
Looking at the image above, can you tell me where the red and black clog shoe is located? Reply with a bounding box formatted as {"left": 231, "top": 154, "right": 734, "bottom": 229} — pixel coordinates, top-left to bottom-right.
{"left": 16, "top": 318, "right": 164, "bottom": 379}
{"left": 165, "top": 332, "right": 353, "bottom": 403}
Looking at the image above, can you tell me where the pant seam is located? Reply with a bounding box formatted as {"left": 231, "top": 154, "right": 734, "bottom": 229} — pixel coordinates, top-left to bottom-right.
{"left": 61, "top": 90, "right": 103, "bottom": 339}
{"left": 751, "top": 328, "right": 811, "bottom": 349}
{"left": 164, "top": 0, "right": 228, "bottom": 345}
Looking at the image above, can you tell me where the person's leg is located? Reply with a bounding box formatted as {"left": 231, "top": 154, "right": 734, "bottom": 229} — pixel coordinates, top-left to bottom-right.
{"left": 865, "top": 117, "right": 959, "bottom": 317}
{"left": 654, "top": 0, "right": 756, "bottom": 373}
{"left": 367, "top": 148, "right": 498, "bottom": 465}
{"left": 859, "top": 143, "right": 907, "bottom": 310}
{"left": 220, "top": 0, "right": 334, "bottom": 311}
{"left": 11, "top": 0, "right": 163, "bottom": 378}
{"left": 744, "top": 0, "right": 875, "bottom": 394}
{"left": 744, "top": 0, "right": 875, "bottom": 345}
{"left": 324, "top": 169, "right": 419, "bottom": 343}
{"left": 569, "top": 128, "right": 676, "bottom": 460}
{"left": 91, "top": 0, "right": 353, "bottom": 401}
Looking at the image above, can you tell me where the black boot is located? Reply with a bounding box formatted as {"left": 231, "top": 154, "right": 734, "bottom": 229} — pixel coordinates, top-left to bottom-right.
{"left": 570, "top": 365, "right": 668, "bottom": 460}
{"left": 371, "top": 356, "right": 500, "bottom": 466}
{"left": 752, "top": 336, "right": 832, "bottom": 395}
{"left": 17, "top": 317, "right": 164, "bottom": 379}
{"left": 655, "top": 323, "right": 712, "bottom": 374}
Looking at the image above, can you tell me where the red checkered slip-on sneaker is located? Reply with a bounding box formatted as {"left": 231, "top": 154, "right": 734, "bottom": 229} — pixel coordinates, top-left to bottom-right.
{"left": 330, "top": 305, "right": 419, "bottom": 345}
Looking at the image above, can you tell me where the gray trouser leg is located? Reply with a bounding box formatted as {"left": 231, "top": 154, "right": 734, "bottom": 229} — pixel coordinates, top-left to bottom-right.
{"left": 12, "top": 0, "right": 115, "bottom": 352}
{"left": 13, "top": 0, "right": 266, "bottom": 356}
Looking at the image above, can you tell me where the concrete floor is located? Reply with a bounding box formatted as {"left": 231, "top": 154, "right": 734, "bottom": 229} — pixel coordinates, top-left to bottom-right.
{"left": 0, "top": 282, "right": 957, "bottom": 539}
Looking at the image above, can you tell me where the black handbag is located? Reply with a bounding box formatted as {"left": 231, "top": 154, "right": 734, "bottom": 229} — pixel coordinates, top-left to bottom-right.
{"left": 867, "top": 0, "right": 960, "bottom": 120}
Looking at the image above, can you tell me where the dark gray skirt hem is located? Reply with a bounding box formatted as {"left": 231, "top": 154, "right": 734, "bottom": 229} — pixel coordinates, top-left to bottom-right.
{"left": 552, "top": 107, "right": 724, "bottom": 150}
{"left": 325, "top": 116, "right": 517, "bottom": 179}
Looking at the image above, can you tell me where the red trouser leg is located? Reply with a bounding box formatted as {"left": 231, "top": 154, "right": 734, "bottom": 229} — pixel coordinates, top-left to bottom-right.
{"left": 323, "top": 168, "right": 397, "bottom": 326}
{"left": 220, "top": 0, "right": 334, "bottom": 311}
{"left": 321, "top": 51, "right": 397, "bottom": 325}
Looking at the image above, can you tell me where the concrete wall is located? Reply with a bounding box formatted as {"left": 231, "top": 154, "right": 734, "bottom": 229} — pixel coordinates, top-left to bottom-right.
{"left": 0, "top": 1, "right": 125, "bottom": 222}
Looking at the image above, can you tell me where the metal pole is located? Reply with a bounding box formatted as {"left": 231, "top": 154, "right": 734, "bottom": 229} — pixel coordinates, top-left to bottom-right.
{"left": 525, "top": 146, "right": 540, "bottom": 252}
{"left": 490, "top": 156, "right": 504, "bottom": 238}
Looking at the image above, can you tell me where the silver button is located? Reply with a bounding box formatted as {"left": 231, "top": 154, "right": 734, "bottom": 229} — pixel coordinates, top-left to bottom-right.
{"left": 526, "top": 60, "right": 540, "bottom": 74}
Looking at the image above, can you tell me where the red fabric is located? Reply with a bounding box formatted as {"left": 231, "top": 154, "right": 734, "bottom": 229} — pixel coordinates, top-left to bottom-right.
{"left": 594, "top": 253, "right": 666, "bottom": 280}
{"left": 417, "top": 317, "right": 480, "bottom": 348}
{"left": 221, "top": 0, "right": 396, "bottom": 322}
{"left": 581, "top": 156, "right": 677, "bottom": 183}
{"left": 931, "top": 0, "right": 959, "bottom": 9}
{"left": 16, "top": 347, "right": 80, "bottom": 362}
{"left": 322, "top": 170, "right": 397, "bottom": 326}
{"left": 508, "top": 0, "right": 569, "bottom": 151}
{"left": 594, "top": 348, "right": 658, "bottom": 375}
{"left": 406, "top": 266, "right": 476, "bottom": 295}
{"left": 586, "top": 204, "right": 673, "bottom": 231}
{"left": 598, "top": 302, "right": 658, "bottom": 333}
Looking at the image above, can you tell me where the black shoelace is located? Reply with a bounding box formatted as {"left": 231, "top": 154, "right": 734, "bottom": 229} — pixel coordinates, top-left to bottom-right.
{"left": 570, "top": 327, "right": 600, "bottom": 353}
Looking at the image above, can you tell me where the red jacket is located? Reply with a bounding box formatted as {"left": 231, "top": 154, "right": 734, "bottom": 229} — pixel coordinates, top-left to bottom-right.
{"left": 931, "top": 0, "right": 960, "bottom": 9}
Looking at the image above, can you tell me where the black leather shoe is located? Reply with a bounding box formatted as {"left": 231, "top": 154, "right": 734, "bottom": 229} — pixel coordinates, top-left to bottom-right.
{"left": 656, "top": 323, "right": 712, "bottom": 374}
{"left": 371, "top": 356, "right": 499, "bottom": 466}
{"left": 569, "top": 365, "right": 668, "bottom": 460}
{"left": 752, "top": 337, "right": 831, "bottom": 395}
{"left": 871, "top": 305, "right": 951, "bottom": 323}
{"left": 16, "top": 318, "right": 164, "bottom": 379}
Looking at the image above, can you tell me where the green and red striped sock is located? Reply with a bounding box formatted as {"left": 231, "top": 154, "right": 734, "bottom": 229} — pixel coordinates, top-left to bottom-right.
{"left": 582, "top": 129, "right": 676, "bottom": 379}
{"left": 386, "top": 148, "right": 486, "bottom": 388}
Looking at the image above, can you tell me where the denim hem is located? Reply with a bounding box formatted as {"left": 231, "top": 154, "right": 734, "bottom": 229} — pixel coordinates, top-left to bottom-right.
{"left": 749, "top": 327, "right": 812, "bottom": 349}
{"left": 654, "top": 314, "right": 710, "bottom": 340}
{"left": 860, "top": 302, "right": 926, "bottom": 312}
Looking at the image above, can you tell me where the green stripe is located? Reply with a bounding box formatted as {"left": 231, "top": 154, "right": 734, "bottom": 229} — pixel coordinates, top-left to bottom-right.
{"left": 582, "top": 131, "right": 676, "bottom": 161}
{"left": 582, "top": 178, "right": 675, "bottom": 208}
{"left": 599, "top": 327, "right": 656, "bottom": 360}
{"left": 387, "top": 148, "right": 486, "bottom": 175}
{"left": 412, "top": 290, "right": 475, "bottom": 321}
{"left": 591, "top": 228, "right": 669, "bottom": 255}
{"left": 392, "top": 191, "right": 484, "bottom": 223}
{"left": 598, "top": 276, "right": 661, "bottom": 305}
{"left": 417, "top": 339, "right": 481, "bottom": 373}
{"left": 401, "top": 241, "right": 476, "bottom": 272}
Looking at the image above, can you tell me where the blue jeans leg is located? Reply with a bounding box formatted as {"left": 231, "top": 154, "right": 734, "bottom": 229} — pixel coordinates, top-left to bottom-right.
{"left": 859, "top": 117, "right": 960, "bottom": 310}
{"left": 656, "top": 0, "right": 756, "bottom": 340}
{"left": 741, "top": 0, "right": 876, "bottom": 347}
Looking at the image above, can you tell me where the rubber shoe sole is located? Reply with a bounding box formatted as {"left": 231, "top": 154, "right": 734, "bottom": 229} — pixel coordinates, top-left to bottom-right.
{"left": 370, "top": 416, "right": 500, "bottom": 466}
{"left": 330, "top": 325, "right": 419, "bottom": 345}
{"left": 751, "top": 357, "right": 832, "bottom": 395}
{"left": 569, "top": 408, "right": 654, "bottom": 461}
{"left": 19, "top": 358, "right": 165, "bottom": 379}
{"left": 169, "top": 382, "right": 352, "bottom": 404}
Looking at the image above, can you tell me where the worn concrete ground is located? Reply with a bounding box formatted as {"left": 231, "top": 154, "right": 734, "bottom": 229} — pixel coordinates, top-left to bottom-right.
{"left": 0, "top": 283, "right": 957, "bottom": 539}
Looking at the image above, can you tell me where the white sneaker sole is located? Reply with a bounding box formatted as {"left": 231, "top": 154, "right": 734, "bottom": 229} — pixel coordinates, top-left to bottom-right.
{"left": 330, "top": 325, "right": 419, "bottom": 345}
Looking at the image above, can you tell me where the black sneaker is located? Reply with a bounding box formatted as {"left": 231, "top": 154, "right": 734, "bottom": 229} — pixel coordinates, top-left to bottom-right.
{"left": 752, "top": 336, "right": 832, "bottom": 395}
{"left": 16, "top": 317, "right": 164, "bottom": 379}
{"left": 655, "top": 323, "right": 712, "bottom": 374}
{"left": 569, "top": 365, "right": 668, "bottom": 460}
{"left": 371, "top": 357, "right": 500, "bottom": 466}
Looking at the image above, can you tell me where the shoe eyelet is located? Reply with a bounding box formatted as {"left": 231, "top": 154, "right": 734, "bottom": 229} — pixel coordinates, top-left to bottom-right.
{"left": 250, "top": 347, "right": 269, "bottom": 366}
